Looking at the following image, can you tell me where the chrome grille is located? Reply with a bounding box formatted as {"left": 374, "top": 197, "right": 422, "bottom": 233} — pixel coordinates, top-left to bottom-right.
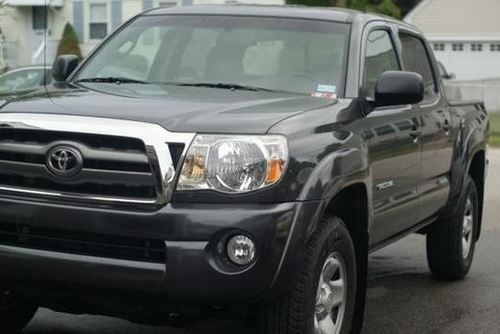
{"left": 0, "top": 114, "right": 195, "bottom": 208}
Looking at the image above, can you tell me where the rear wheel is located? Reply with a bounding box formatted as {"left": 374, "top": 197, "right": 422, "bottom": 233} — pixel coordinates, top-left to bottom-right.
{"left": 0, "top": 289, "right": 38, "bottom": 334}
{"left": 258, "top": 216, "right": 356, "bottom": 334}
{"left": 426, "top": 176, "right": 479, "bottom": 280}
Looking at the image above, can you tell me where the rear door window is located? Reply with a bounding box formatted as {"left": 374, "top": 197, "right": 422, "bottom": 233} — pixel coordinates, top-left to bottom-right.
{"left": 399, "top": 33, "right": 438, "bottom": 102}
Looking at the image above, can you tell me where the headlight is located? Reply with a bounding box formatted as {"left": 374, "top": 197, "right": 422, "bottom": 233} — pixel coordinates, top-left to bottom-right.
{"left": 177, "top": 135, "right": 288, "bottom": 193}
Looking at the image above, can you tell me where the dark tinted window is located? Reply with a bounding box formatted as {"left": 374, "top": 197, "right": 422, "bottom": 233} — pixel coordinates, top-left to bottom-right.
{"left": 32, "top": 7, "right": 47, "bottom": 30}
{"left": 399, "top": 33, "right": 437, "bottom": 101}
{"left": 375, "top": 125, "right": 396, "bottom": 136}
{"left": 363, "top": 30, "right": 400, "bottom": 99}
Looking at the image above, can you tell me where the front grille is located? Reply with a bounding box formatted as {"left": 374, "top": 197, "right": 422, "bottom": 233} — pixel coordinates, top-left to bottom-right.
{"left": 0, "top": 221, "right": 166, "bottom": 263}
{"left": 0, "top": 128, "right": 162, "bottom": 205}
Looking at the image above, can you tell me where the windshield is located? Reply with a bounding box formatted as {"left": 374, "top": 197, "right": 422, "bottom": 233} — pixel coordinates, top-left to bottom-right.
{"left": 75, "top": 15, "right": 350, "bottom": 96}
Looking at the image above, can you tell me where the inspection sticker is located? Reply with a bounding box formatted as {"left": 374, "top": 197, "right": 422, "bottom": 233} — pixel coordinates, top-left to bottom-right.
{"left": 316, "top": 84, "right": 337, "bottom": 93}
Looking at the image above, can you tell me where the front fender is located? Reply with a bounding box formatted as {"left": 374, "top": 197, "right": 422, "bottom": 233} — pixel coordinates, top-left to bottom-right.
{"left": 298, "top": 147, "right": 369, "bottom": 201}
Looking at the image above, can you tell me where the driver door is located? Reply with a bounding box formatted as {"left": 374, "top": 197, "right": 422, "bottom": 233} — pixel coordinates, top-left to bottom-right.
{"left": 360, "top": 28, "right": 421, "bottom": 247}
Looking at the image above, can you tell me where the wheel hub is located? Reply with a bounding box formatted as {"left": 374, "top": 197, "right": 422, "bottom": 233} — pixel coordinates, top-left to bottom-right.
{"left": 314, "top": 253, "right": 347, "bottom": 334}
{"left": 462, "top": 197, "right": 474, "bottom": 259}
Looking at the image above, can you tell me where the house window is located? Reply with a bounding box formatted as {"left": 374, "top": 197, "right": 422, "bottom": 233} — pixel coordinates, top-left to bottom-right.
{"left": 452, "top": 43, "right": 464, "bottom": 52}
{"left": 471, "top": 43, "right": 483, "bottom": 52}
{"left": 158, "top": 0, "right": 177, "bottom": 6}
{"left": 89, "top": 4, "right": 108, "bottom": 40}
{"left": 490, "top": 44, "right": 500, "bottom": 52}
{"left": 32, "top": 6, "right": 47, "bottom": 30}
{"left": 433, "top": 43, "right": 445, "bottom": 51}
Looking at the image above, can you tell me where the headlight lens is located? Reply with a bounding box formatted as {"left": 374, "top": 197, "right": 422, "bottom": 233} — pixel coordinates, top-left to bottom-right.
{"left": 177, "top": 135, "right": 288, "bottom": 193}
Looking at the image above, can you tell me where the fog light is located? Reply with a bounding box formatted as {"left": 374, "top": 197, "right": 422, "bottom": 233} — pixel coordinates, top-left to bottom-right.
{"left": 227, "top": 235, "right": 256, "bottom": 266}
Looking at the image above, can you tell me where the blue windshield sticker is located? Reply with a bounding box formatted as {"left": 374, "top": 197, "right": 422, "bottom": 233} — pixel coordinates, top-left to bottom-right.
{"left": 316, "top": 84, "right": 337, "bottom": 93}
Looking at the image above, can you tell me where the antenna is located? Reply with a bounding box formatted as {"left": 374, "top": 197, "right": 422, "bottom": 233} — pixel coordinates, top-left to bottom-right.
{"left": 44, "top": 0, "right": 48, "bottom": 89}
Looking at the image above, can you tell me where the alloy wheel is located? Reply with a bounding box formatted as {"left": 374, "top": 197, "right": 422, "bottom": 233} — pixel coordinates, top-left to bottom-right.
{"left": 462, "top": 197, "right": 474, "bottom": 259}
{"left": 314, "top": 253, "right": 347, "bottom": 334}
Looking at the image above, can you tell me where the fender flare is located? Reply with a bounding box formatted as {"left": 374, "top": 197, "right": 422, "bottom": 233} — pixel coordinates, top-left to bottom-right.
{"left": 263, "top": 148, "right": 372, "bottom": 301}
{"left": 449, "top": 123, "right": 486, "bottom": 207}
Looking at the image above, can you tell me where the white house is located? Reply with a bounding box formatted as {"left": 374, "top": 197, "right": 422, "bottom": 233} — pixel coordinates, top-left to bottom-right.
{"left": 404, "top": 0, "right": 500, "bottom": 81}
{"left": 0, "top": 0, "right": 284, "bottom": 69}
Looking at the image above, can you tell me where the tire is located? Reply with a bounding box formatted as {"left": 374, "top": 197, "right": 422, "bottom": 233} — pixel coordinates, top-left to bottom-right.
{"left": 258, "top": 216, "right": 357, "bottom": 334}
{"left": 0, "top": 289, "right": 38, "bottom": 334}
{"left": 426, "top": 176, "right": 479, "bottom": 280}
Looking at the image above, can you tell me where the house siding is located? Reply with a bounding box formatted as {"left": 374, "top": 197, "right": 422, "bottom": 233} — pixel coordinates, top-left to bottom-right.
{"left": 0, "top": 7, "right": 31, "bottom": 66}
{"left": 123, "top": 0, "right": 143, "bottom": 21}
{"left": 407, "top": 0, "right": 500, "bottom": 38}
{"left": 405, "top": 0, "right": 500, "bottom": 80}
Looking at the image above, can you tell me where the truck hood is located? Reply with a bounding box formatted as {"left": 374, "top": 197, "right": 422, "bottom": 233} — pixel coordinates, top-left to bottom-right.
{"left": 0, "top": 84, "right": 337, "bottom": 134}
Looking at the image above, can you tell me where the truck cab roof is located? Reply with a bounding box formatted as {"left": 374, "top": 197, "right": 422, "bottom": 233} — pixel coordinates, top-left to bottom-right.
{"left": 145, "top": 4, "right": 418, "bottom": 31}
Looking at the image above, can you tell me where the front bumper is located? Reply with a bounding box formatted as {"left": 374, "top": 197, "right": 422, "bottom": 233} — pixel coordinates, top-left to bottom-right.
{"left": 0, "top": 196, "right": 322, "bottom": 305}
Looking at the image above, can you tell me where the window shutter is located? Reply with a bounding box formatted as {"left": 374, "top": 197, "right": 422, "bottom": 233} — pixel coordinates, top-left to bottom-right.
{"left": 73, "top": 0, "right": 84, "bottom": 42}
{"left": 143, "top": 0, "right": 154, "bottom": 10}
{"left": 111, "top": 0, "right": 123, "bottom": 30}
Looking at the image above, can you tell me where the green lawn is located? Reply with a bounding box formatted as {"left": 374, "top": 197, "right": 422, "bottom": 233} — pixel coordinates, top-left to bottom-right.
{"left": 490, "top": 112, "right": 500, "bottom": 146}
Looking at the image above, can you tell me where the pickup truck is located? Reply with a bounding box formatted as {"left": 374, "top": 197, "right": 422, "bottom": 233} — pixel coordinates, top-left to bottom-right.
{"left": 0, "top": 5, "right": 488, "bottom": 334}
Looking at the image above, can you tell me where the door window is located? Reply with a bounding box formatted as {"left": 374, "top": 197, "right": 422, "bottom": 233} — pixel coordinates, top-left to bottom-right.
{"left": 399, "top": 33, "right": 438, "bottom": 102}
{"left": 363, "top": 30, "right": 400, "bottom": 99}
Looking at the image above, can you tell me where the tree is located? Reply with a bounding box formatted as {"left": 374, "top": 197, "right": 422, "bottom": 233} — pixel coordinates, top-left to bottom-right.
{"left": 56, "top": 23, "right": 82, "bottom": 59}
{"left": 287, "top": 0, "right": 402, "bottom": 19}
{"left": 360, "top": 0, "right": 402, "bottom": 18}
{"left": 394, "top": 0, "right": 421, "bottom": 17}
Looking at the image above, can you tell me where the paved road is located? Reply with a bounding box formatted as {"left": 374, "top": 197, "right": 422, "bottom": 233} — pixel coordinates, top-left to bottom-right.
{"left": 24, "top": 149, "right": 500, "bottom": 334}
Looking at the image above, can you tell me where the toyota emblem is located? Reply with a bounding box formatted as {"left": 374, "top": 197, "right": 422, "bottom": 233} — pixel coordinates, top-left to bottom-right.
{"left": 46, "top": 145, "right": 83, "bottom": 177}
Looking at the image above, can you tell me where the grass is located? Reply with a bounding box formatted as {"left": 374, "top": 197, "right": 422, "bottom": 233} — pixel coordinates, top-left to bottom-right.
{"left": 490, "top": 112, "right": 500, "bottom": 147}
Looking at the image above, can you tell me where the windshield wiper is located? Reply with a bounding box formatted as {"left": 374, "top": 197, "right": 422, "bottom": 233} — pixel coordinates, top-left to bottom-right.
{"left": 162, "top": 82, "right": 274, "bottom": 92}
{"left": 74, "top": 77, "right": 148, "bottom": 84}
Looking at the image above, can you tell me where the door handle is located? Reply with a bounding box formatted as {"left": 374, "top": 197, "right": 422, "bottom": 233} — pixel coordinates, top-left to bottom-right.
{"left": 409, "top": 127, "right": 420, "bottom": 144}
{"left": 442, "top": 119, "right": 450, "bottom": 135}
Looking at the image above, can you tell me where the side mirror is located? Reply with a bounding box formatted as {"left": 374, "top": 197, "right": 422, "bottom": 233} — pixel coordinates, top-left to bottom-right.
{"left": 52, "top": 55, "right": 80, "bottom": 82}
{"left": 444, "top": 72, "right": 456, "bottom": 80}
{"left": 374, "top": 71, "right": 424, "bottom": 107}
{"left": 437, "top": 61, "right": 455, "bottom": 80}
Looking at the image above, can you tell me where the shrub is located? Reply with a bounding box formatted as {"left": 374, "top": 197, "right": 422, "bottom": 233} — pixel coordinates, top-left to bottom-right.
{"left": 56, "top": 23, "right": 82, "bottom": 59}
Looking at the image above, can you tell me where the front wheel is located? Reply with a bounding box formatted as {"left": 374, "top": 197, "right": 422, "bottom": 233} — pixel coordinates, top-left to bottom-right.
{"left": 258, "top": 216, "right": 357, "bottom": 334}
{"left": 426, "top": 176, "right": 479, "bottom": 280}
{"left": 0, "top": 289, "right": 38, "bottom": 334}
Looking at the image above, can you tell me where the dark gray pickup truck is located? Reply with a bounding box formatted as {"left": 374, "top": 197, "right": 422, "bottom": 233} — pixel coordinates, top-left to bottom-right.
{"left": 0, "top": 5, "right": 488, "bottom": 334}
